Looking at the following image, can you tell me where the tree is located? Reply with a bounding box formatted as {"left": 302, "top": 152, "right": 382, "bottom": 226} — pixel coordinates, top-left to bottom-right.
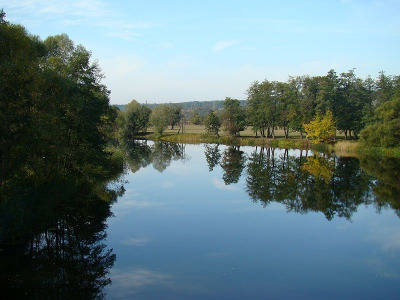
{"left": 375, "top": 71, "right": 395, "bottom": 106}
{"left": 246, "top": 81, "right": 268, "bottom": 137}
{"left": 120, "top": 100, "right": 151, "bottom": 139}
{"left": 303, "top": 110, "right": 337, "bottom": 144}
{"left": 222, "top": 97, "right": 246, "bottom": 137}
{"left": 0, "top": 16, "right": 118, "bottom": 188}
{"left": 204, "top": 110, "right": 221, "bottom": 137}
{"left": 166, "top": 104, "right": 182, "bottom": 130}
{"left": 360, "top": 96, "right": 400, "bottom": 148}
{"left": 190, "top": 109, "right": 202, "bottom": 125}
{"left": 149, "top": 104, "right": 170, "bottom": 136}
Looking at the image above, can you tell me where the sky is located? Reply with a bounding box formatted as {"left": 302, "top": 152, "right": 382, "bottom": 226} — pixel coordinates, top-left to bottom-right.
{"left": 1, "top": 0, "right": 400, "bottom": 104}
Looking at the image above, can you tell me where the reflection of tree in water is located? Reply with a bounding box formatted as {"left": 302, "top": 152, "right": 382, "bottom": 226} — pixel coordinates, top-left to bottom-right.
{"left": 220, "top": 146, "right": 246, "bottom": 185}
{"left": 151, "top": 142, "right": 186, "bottom": 172}
{"left": 0, "top": 179, "right": 124, "bottom": 298}
{"left": 122, "top": 139, "right": 152, "bottom": 173}
{"left": 122, "top": 140, "right": 188, "bottom": 173}
{"left": 204, "top": 144, "right": 221, "bottom": 171}
{"left": 360, "top": 156, "right": 400, "bottom": 217}
{"left": 245, "top": 147, "right": 374, "bottom": 220}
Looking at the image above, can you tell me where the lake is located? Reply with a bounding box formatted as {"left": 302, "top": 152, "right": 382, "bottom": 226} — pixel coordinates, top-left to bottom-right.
{"left": 1, "top": 141, "right": 399, "bottom": 299}
{"left": 104, "top": 141, "right": 400, "bottom": 299}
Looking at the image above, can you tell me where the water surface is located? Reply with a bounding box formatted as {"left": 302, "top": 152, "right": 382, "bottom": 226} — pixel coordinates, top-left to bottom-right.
{"left": 104, "top": 141, "right": 400, "bottom": 299}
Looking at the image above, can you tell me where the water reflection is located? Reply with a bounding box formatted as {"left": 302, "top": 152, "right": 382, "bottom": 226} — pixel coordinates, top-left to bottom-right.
{"left": 212, "top": 145, "right": 398, "bottom": 221}
{"left": 122, "top": 140, "right": 187, "bottom": 173}
{"left": 220, "top": 146, "right": 246, "bottom": 185}
{"left": 360, "top": 156, "right": 400, "bottom": 217}
{"left": 117, "top": 141, "right": 400, "bottom": 220}
{"left": 0, "top": 177, "right": 124, "bottom": 298}
{"left": 245, "top": 148, "right": 375, "bottom": 220}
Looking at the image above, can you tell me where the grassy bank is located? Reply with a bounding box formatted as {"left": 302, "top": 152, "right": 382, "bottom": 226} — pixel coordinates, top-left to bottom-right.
{"left": 140, "top": 125, "right": 400, "bottom": 158}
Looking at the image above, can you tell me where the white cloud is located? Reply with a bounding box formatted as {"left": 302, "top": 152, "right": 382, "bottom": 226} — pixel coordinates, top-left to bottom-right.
{"left": 162, "top": 181, "right": 175, "bottom": 188}
{"left": 108, "top": 267, "right": 173, "bottom": 297}
{"left": 121, "top": 199, "right": 163, "bottom": 208}
{"left": 212, "top": 178, "right": 238, "bottom": 191}
{"left": 213, "top": 40, "right": 239, "bottom": 52}
{"left": 121, "top": 237, "right": 152, "bottom": 247}
{"left": 2, "top": 0, "right": 159, "bottom": 41}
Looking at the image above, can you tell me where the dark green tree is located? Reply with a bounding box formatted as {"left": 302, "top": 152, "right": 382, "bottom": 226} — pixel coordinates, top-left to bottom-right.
{"left": 190, "top": 109, "right": 202, "bottom": 125}
{"left": 149, "top": 104, "right": 170, "bottom": 136}
{"left": 120, "top": 100, "right": 151, "bottom": 139}
{"left": 360, "top": 96, "right": 400, "bottom": 147}
{"left": 204, "top": 110, "right": 221, "bottom": 137}
{"left": 222, "top": 97, "right": 246, "bottom": 137}
{"left": 166, "top": 104, "right": 182, "bottom": 130}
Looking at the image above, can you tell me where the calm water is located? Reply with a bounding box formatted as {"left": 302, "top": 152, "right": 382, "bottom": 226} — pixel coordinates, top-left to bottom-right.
{"left": 104, "top": 141, "right": 400, "bottom": 299}
{"left": 1, "top": 141, "right": 399, "bottom": 299}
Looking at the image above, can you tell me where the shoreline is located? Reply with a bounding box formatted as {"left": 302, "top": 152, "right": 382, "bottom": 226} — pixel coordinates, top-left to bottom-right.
{"left": 133, "top": 133, "right": 400, "bottom": 158}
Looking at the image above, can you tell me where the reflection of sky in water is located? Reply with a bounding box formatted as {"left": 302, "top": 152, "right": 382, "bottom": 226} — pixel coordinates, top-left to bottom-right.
{"left": 105, "top": 144, "right": 400, "bottom": 299}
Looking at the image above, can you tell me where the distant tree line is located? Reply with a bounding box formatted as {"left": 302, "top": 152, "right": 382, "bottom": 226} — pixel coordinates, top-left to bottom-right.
{"left": 118, "top": 68, "right": 399, "bottom": 148}
{"left": 200, "top": 69, "right": 400, "bottom": 147}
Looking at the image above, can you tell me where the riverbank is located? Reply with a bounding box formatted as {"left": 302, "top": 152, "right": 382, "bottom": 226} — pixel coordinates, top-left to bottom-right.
{"left": 140, "top": 131, "right": 400, "bottom": 158}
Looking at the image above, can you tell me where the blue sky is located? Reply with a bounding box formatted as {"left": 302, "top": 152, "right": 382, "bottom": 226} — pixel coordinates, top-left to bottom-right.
{"left": 1, "top": 0, "right": 400, "bottom": 104}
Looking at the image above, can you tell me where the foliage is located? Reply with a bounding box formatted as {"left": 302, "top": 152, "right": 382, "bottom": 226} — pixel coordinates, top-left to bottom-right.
{"left": 190, "top": 109, "right": 202, "bottom": 125}
{"left": 166, "top": 104, "right": 182, "bottom": 129}
{"left": 303, "top": 110, "right": 337, "bottom": 144}
{"left": 0, "top": 16, "right": 117, "bottom": 191}
{"left": 360, "top": 96, "right": 400, "bottom": 148}
{"left": 222, "top": 97, "right": 246, "bottom": 136}
{"left": 204, "top": 110, "right": 221, "bottom": 137}
{"left": 119, "top": 100, "right": 151, "bottom": 139}
{"left": 149, "top": 104, "right": 170, "bottom": 136}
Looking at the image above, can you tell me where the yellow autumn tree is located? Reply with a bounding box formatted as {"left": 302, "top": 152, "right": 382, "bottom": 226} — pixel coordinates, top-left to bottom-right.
{"left": 303, "top": 110, "right": 336, "bottom": 144}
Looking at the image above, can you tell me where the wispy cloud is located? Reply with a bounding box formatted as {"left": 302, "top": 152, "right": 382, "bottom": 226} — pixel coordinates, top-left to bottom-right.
{"left": 121, "top": 199, "right": 163, "bottom": 208}
{"left": 213, "top": 40, "right": 239, "bottom": 52}
{"left": 212, "top": 178, "right": 238, "bottom": 190}
{"left": 121, "top": 237, "right": 152, "bottom": 247}
{"left": 108, "top": 267, "right": 173, "bottom": 297}
{"left": 162, "top": 181, "right": 175, "bottom": 188}
{"left": 6, "top": 0, "right": 108, "bottom": 18}
{"left": 2, "top": 0, "right": 160, "bottom": 40}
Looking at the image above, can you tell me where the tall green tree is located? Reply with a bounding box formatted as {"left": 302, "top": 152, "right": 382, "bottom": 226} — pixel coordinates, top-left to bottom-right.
{"left": 222, "top": 97, "right": 246, "bottom": 137}
{"left": 0, "top": 15, "right": 117, "bottom": 189}
{"left": 166, "top": 104, "right": 182, "bottom": 130}
{"left": 119, "top": 100, "right": 151, "bottom": 139}
{"left": 360, "top": 96, "right": 400, "bottom": 148}
{"left": 204, "top": 110, "right": 221, "bottom": 137}
{"left": 149, "top": 104, "right": 170, "bottom": 136}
